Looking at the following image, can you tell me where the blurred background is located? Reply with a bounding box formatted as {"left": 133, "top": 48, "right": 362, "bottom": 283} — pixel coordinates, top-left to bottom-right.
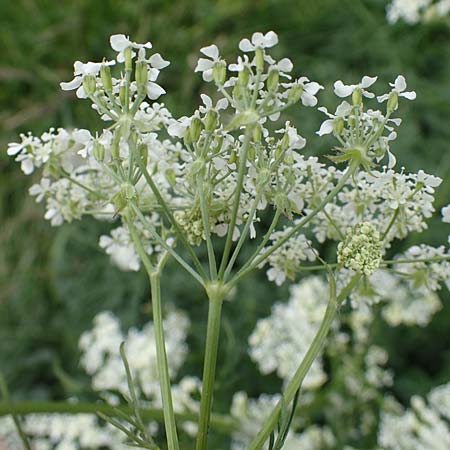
{"left": 1, "top": 0, "right": 449, "bottom": 439}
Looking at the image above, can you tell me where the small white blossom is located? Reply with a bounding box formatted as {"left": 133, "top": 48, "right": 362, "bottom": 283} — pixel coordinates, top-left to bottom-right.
{"left": 334, "top": 76, "right": 378, "bottom": 98}
{"left": 238, "top": 31, "right": 278, "bottom": 52}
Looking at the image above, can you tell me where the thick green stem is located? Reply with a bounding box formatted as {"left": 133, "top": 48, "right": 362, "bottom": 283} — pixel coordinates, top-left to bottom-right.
{"left": 196, "top": 292, "right": 224, "bottom": 450}
{"left": 0, "top": 402, "right": 235, "bottom": 434}
{"left": 150, "top": 272, "right": 180, "bottom": 450}
{"left": 247, "top": 274, "right": 360, "bottom": 450}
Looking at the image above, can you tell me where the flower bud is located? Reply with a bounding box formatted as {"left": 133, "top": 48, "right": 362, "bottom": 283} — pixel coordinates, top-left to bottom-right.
{"left": 288, "top": 85, "right": 303, "bottom": 104}
{"left": 253, "top": 124, "right": 262, "bottom": 142}
{"left": 100, "top": 65, "right": 113, "bottom": 93}
{"left": 255, "top": 47, "right": 264, "bottom": 72}
{"left": 124, "top": 47, "right": 133, "bottom": 71}
{"left": 213, "top": 61, "right": 227, "bottom": 85}
{"left": 228, "top": 150, "right": 237, "bottom": 165}
{"left": 189, "top": 117, "right": 203, "bottom": 142}
{"left": 83, "top": 75, "right": 96, "bottom": 96}
{"left": 135, "top": 61, "right": 148, "bottom": 95}
{"left": 204, "top": 110, "right": 219, "bottom": 132}
{"left": 121, "top": 182, "right": 137, "bottom": 200}
{"left": 165, "top": 168, "right": 177, "bottom": 187}
{"left": 111, "top": 138, "right": 120, "bottom": 160}
{"left": 238, "top": 66, "right": 250, "bottom": 85}
{"left": 138, "top": 144, "right": 148, "bottom": 166}
{"left": 248, "top": 144, "right": 255, "bottom": 160}
{"left": 267, "top": 69, "right": 279, "bottom": 92}
{"left": 119, "top": 84, "right": 127, "bottom": 107}
{"left": 333, "top": 118, "right": 345, "bottom": 136}
{"left": 93, "top": 141, "right": 105, "bottom": 162}
{"left": 352, "top": 88, "right": 362, "bottom": 107}
{"left": 280, "top": 132, "right": 290, "bottom": 151}
{"left": 387, "top": 91, "right": 399, "bottom": 112}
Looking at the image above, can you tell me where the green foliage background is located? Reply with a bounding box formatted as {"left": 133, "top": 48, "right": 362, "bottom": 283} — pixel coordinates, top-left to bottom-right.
{"left": 0, "top": 0, "right": 449, "bottom": 445}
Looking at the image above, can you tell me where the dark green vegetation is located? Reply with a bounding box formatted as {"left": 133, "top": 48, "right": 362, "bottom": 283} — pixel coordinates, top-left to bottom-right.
{"left": 1, "top": 0, "right": 449, "bottom": 447}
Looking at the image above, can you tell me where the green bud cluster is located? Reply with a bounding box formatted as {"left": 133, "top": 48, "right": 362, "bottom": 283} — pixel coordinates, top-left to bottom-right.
{"left": 337, "top": 222, "right": 382, "bottom": 276}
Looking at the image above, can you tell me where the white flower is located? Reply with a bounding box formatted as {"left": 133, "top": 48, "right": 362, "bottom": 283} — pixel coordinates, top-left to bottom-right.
{"left": 377, "top": 75, "right": 416, "bottom": 103}
{"left": 334, "top": 75, "right": 378, "bottom": 98}
{"left": 29, "top": 178, "right": 52, "bottom": 202}
{"left": 195, "top": 44, "right": 221, "bottom": 82}
{"left": 199, "top": 93, "right": 228, "bottom": 114}
{"left": 283, "top": 76, "right": 324, "bottom": 107}
{"left": 442, "top": 204, "right": 450, "bottom": 223}
{"left": 110, "top": 34, "right": 152, "bottom": 62}
{"left": 238, "top": 31, "right": 279, "bottom": 52}
{"left": 60, "top": 60, "right": 115, "bottom": 98}
{"left": 317, "top": 101, "right": 352, "bottom": 136}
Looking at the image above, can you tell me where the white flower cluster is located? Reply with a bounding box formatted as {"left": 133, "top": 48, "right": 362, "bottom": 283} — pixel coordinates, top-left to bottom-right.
{"left": 249, "top": 276, "right": 330, "bottom": 387}
{"left": 378, "top": 382, "right": 450, "bottom": 450}
{"left": 387, "top": 0, "right": 450, "bottom": 24}
{"left": 79, "top": 310, "right": 189, "bottom": 399}
{"left": 230, "top": 392, "right": 336, "bottom": 450}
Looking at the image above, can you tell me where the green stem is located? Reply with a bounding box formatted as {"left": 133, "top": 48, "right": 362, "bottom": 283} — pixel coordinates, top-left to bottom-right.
{"left": 196, "top": 293, "right": 224, "bottom": 450}
{"left": 197, "top": 175, "right": 218, "bottom": 279}
{"left": 0, "top": 402, "right": 235, "bottom": 434}
{"left": 247, "top": 274, "right": 360, "bottom": 450}
{"left": 137, "top": 159, "right": 208, "bottom": 280}
{"left": 127, "top": 222, "right": 179, "bottom": 450}
{"left": 150, "top": 271, "right": 180, "bottom": 450}
{"left": 218, "top": 127, "right": 253, "bottom": 279}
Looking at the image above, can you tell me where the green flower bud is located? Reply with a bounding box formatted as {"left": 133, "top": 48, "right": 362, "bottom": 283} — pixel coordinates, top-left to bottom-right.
{"left": 93, "top": 141, "right": 105, "bottom": 162}
{"left": 288, "top": 85, "right": 303, "bottom": 104}
{"left": 213, "top": 61, "right": 227, "bottom": 85}
{"left": 121, "top": 182, "right": 137, "bottom": 200}
{"left": 280, "top": 132, "right": 290, "bottom": 151}
{"left": 83, "top": 75, "right": 96, "bottom": 96}
{"left": 100, "top": 65, "right": 113, "bottom": 93}
{"left": 337, "top": 222, "right": 382, "bottom": 276}
{"left": 387, "top": 91, "right": 399, "bottom": 112}
{"left": 267, "top": 69, "right": 279, "bottom": 92}
{"left": 184, "top": 130, "right": 193, "bottom": 147}
{"left": 135, "top": 61, "right": 148, "bottom": 95}
{"left": 255, "top": 47, "right": 264, "bottom": 72}
{"left": 189, "top": 117, "right": 203, "bottom": 142}
{"left": 333, "top": 117, "right": 345, "bottom": 135}
{"left": 248, "top": 144, "right": 255, "bottom": 160}
{"left": 165, "top": 168, "right": 177, "bottom": 187}
{"left": 238, "top": 66, "right": 250, "bottom": 85}
{"left": 228, "top": 150, "right": 237, "bottom": 165}
{"left": 352, "top": 88, "right": 362, "bottom": 107}
{"left": 138, "top": 144, "right": 148, "bottom": 166}
{"left": 111, "top": 139, "right": 120, "bottom": 160}
{"left": 119, "top": 84, "right": 127, "bottom": 107}
{"left": 204, "top": 110, "right": 219, "bottom": 132}
{"left": 253, "top": 124, "right": 262, "bottom": 142}
{"left": 124, "top": 47, "right": 133, "bottom": 71}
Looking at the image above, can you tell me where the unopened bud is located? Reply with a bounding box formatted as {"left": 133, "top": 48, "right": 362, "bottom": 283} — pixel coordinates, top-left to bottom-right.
{"left": 135, "top": 61, "right": 148, "bottom": 95}
{"left": 83, "top": 75, "right": 96, "bottom": 96}
{"left": 333, "top": 118, "right": 345, "bottom": 135}
{"left": 189, "top": 117, "right": 203, "bottom": 142}
{"left": 119, "top": 84, "right": 127, "bottom": 107}
{"left": 138, "top": 144, "right": 148, "bottom": 166}
{"left": 248, "top": 144, "right": 255, "bottom": 160}
{"left": 352, "top": 88, "right": 362, "bottom": 107}
{"left": 165, "top": 168, "right": 177, "bottom": 187}
{"left": 253, "top": 124, "right": 262, "bottom": 142}
{"left": 93, "top": 141, "right": 105, "bottom": 162}
{"left": 387, "top": 91, "right": 399, "bottom": 112}
{"left": 100, "top": 65, "right": 113, "bottom": 93}
{"left": 238, "top": 66, "right": 250, "bottom": 85}
{"left": 288, "top": 85, "right": 303, "bottom": 104}
{"left": 267, "top": 69, "right": 279, "bottom": 92}
{"left": 111, "top": 139, "right": 120, "bottom": 160}
{"left": 280, "top": 132, "right": 290, "bottom": 151}
{"left": 228, "top": 151, "right": 237, "bottom": 165}
{"left": 213, "top": 61, "right": 227, "bottom": 85}
{"left": 204, "top": 110, "right": 218, "bottom": 132}
{"left": 255, "top": 47, "right": 264, "bottom": 72}
{"left": 124, "top": 47, "right": 133, "bottom": 71}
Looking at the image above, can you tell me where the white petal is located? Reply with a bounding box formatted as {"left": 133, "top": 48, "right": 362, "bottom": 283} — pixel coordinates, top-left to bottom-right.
{"left": 360, "top": 75, "right": 377, "bottom": 88}
{"left": 251, "top": 32, "right": 265, "bottom": 47}
{"left": 146, "top": 82, "right": 165, "bottom": 100}
{"left": 110, "top": 34, "right": 130, "bottom": 52}
{"left": 301, "top": 91, "right": 318, "bottom": 107}
{"left": 394, "top": 75, "right": 407, "bottom": 92}
{"left": 305, "top": 81, "right": 323, "bottom": 96}
{"left": 73, "top": 129, "right": 92, "bottom": 143}
{"left": 202, "top": 69, "right": 214, "bottom": 82}
{"left": 400, "top": 91, "right": 416, "bottom": 100}
{"left": 195, "top": 58, "right": 213, "bottom": 72}
{"left": 317, "top": 119, "right": 334, "bottom": 136}
{"left": 21, "top": 158, "right": 34, "bottom": 175}
{"left": 200, "top": 44, "right": 219, "bottom": 60}
{"left": 336, "top": 101, "right": 352, "bottom": 117}
{"left": 60, "top": 77, "right": 82, "bottom": 91}
{"left": 216, "top": 98, "right": 229, "bottom": 110}
{"left": 7, "top": 143, "right": 23, "bottom": 156}
{"left": 277, "top": 58, "right": 293, "bottom": 72}
{"left": 200, "top": 94, "right": 213, "bottom": 109}
{"left": 377, "top": 93, "right": 389, "bottom": 103}
{"left": 149, "top": 53, "right": 170, "bottom": 69}
{"left": 334, "top": 80, "right": 354, "bottom": 97}
{"left": 263, "top": 31, "right": 278, "bottom": 48}
{"left": 238, "top": 38, "right": 253, "bottom": 52}
{"left": 387, "top": 150, "right": 396, "bottom": 169}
